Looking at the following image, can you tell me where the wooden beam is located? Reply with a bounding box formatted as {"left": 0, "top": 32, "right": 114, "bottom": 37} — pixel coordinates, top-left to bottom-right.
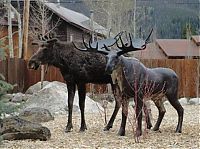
{"left": 23, "top": 0, "right": 30, "bottom": 60}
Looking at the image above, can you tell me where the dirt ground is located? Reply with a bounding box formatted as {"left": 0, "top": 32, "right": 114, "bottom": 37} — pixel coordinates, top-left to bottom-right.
{"left": 1, "top": 103, "right": 200, "bottom": 149}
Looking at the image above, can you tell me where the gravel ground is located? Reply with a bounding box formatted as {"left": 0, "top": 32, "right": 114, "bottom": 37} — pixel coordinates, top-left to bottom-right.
{"left": 1, "top": 103, "right": 200, "bottom": 149}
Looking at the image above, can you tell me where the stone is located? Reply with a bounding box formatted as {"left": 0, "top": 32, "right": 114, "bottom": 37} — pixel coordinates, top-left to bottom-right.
{"left": 19, "top": 107, "right": 54, "bottom": 123}
{"left": 25, "top": 81, "right": 50, "bottom": 94}
{"left": 179, "top": 98, "right": 189, "bottom": 105}
{"left": 0, "top": 116, "right": 51, "bottom": 141}
{"left": 24, "top": 82, "right": 69, "bottom": 115}
{"left": 24, "top": 81, "right": 103, "bottom": 115}
{"left": 10, "top": 93, "right": 31, "bottom": 103}
{"left": 188, "top": 98, "right": 200, "bottom": 105}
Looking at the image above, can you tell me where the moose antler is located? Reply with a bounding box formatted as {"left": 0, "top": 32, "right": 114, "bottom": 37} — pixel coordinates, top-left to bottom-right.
{"left": 33, "top": 33, "right": 58, "bottom": 45}
{"left": 116, "top": 34, "right": 146, "bottom": 55}
{"left": 145, "top": 28, "right": 153, "bottom": 44}
{"left": 82, "top": 29, "right": 153, "bottom": 56}
{"left": 73, "top": 32, "right": 123, "bottom": 53}
{"left": 115, "top": 29, "right": 153, "bottom": 56}
{"left": 72, "top": 35, "right": 110, "bottom": 55}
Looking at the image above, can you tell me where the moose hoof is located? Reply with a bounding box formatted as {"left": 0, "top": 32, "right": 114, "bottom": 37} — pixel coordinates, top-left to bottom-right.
{"left": 175, "top": 130, "right": 182, "bottom": 133}
{"left": 79, "top": 127, "right": 87, "bottom": 132}
{"left": 118, "top": 129, "right": 125, "bottom": 136}
{"left": 152, "top": 127, "right": 159, "bottom": 131}
{"left": 65, "top": 125, "right": 73, "bottom": 133}
{"left": 103, "top": 125, "right": 112, "bottom": 131}
{"left": 147, "top": 124, "right": 153, "bottom": 129}
{"left": 152, "top": 128, "right": 162, "bottom": 133}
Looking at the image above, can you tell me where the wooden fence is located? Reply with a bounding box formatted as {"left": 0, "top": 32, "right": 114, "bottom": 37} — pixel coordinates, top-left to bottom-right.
{"left": 0, "top": 58, "right": 199, "bottom": 98}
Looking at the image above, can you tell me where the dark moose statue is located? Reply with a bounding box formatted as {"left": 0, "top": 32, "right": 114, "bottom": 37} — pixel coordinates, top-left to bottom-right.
{"left": 75, "top": 29, "right": 184, "bottom": 137}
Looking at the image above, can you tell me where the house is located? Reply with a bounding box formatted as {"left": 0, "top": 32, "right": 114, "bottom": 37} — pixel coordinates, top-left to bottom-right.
{"left": 132, "top": 35, "right": 200, "bottom": 59}
{"left": 44, "top": 2, "right": 107, "bottom": 41}
{"left": 0, "top": 1, "right": 108, "bottom": 59}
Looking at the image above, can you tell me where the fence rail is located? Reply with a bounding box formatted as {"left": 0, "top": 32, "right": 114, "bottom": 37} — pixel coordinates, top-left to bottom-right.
{"left": 0, "top": 58, "right": 199, "bottom": 98}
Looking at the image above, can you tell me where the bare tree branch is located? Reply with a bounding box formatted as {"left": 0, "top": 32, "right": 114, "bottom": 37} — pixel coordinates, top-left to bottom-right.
{"left": 29, "top": 0, "right": 61, "bottom": 39}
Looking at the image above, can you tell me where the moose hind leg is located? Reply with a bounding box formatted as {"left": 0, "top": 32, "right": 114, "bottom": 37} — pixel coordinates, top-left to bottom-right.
{"left": 152, "top": 100, "right": 166, "bottom": 131}
{"left": 166, "top": 94, "right": 184, "bottom": 133}
{"left": 65, "top": 83, "right": 76, "bottom": 132}
{"left": 78, "top": 83, "right": 87, "bottom": 132}
{"left": 143, "top": 102, "right": 153, "bottom": 129}
{"left": 104, "top": 84, "right": 122, "bottom": 131}
{"left": 134, "top": 94, "right": 144, "bottom": 137}
{"left": 118, "top": 97, "right": 128, "bottom": 136}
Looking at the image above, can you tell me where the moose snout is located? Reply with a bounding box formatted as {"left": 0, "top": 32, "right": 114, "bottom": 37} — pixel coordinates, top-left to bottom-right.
{"left": 28, "top": 60, "right": 40, "bottom": 70}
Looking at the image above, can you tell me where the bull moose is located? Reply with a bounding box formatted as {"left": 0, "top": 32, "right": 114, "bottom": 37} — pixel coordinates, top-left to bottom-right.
{"left": 28, "top": 33, "right": 152, "bottom": 134}
{"left": 28, "top": 35, "right": 116, "bottom": 133}
{"left": 77, "top": 31, "right": 184, "bottom": 137}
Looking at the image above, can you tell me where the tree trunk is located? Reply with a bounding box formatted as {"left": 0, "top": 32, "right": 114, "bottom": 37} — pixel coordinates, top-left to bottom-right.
{"left": 10, "top": 4, "right": 22, "bottom": 58}
{"left": 7, "top": 0, "right": 14, "bottom": 58}
{"left": 23, "top": 0, "right": 30, "bottom": 59}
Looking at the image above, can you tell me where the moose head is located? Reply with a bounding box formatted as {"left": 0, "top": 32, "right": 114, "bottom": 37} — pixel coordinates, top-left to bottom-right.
{"left": 28, "top": 34, "right": 58, "bottom": 70}
{"left": 75, "top": 29, "right": 153, "bottom": 74}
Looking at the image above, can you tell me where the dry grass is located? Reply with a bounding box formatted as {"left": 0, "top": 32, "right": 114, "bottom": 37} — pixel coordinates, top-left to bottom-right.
{"left": 1, "top": 103, "right": 200, "bottom": 149}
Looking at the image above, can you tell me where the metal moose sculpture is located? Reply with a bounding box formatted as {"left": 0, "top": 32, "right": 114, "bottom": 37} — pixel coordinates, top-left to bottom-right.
{"left": 77, "top": 30, "right": 184, "bottom": 137}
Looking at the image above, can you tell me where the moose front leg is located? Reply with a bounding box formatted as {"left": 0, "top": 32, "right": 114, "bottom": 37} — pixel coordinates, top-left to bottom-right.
{"left": 104, "top": 84, "right": 122, "bottom": 131}
{"left": 65, "top": 82, "right": 76, "bottom": 132}
{"left": 77, "top": 83, "right": 87, "bottom": 132}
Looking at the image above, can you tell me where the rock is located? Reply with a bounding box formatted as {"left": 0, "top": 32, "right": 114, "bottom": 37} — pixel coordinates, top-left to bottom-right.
{"left": 179, "top": 98, "right": 189, "bottom": 105}
{"left": 25, "top": 81, "right": 50, "bottom": 94}
{"left": 0, "top": 94, "right": 14, "bottom": 102}
{"left": 24, "top": 81, "right": 103, "bottom": 115}
{"left": 0, "top": 116, "right": 51, "bottom": 141}
{"left": 87, "top": 93, "right": 115, "bottom": 102}
{"left": 188, "top": 98, "right": 200, "bottom": 105}
{"left": 74, "top": 93, "right": 104, "bottom": 113}
{"left": 10, "top": 93, "right": 31, "bottom": 103}
{"left": 24, "top": 82, "right": 69, "bottom": 115}
{"left": 19, "top": 107, "right": 54, "bottom": 123}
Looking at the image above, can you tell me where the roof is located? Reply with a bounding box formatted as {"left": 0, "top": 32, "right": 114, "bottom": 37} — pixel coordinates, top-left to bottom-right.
{"left": 0, "top": 1, "right": 107, "bottom": 36}
{"left": 156, "top": 38, "right": 200, "bottom": 57}
{"left": 131, "top": 35, "right": 200, "bottom": 59}
{"left": 45, "top": 3, "right": 107, "bottom": 37}
{"left": 131, "top": 43, "right": 167, "bottom": 59}
{"left": 191, "top": 35, "right": 200, "bottom": 46}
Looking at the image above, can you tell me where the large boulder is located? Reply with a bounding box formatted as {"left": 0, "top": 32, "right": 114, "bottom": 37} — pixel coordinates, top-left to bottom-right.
{"left": 25, "top": 81, "right": 50, "bottom": 94}
{"left": 23, "top": 81, "right": 103, "bottom": 115}
{"left": 0, "top": 116, "right": 51, "bottom": 141}
{"left": 19, "top": 107, "right": 54, "bottom": 123}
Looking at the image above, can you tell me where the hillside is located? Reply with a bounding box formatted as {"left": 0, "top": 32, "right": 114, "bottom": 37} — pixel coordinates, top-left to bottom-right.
{"left": 55, "top": 0, "right": 199, "bottom": 39}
